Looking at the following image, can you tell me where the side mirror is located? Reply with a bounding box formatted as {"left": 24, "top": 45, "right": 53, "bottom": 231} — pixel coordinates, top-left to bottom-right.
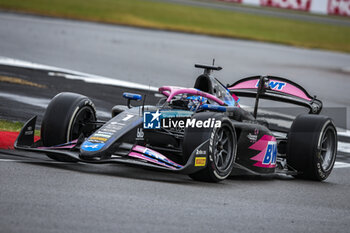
{"left": 123, "top": 92, "right": 142, "bottom": 108}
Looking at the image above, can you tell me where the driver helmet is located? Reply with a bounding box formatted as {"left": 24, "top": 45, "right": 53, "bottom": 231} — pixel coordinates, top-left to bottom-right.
{"left": 187, "top": 95, "right": 207, "bottom": 111}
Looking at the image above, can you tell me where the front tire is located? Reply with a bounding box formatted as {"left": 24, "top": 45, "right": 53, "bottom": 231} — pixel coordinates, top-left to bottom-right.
{"left": 287, "top": 114, "right": 337, "bottom": 181}
{"left": 183, "top": 112, "right": 237, "bottom": 182}
{"left": 41, "top": 92, "right": 96, "bottom": 161}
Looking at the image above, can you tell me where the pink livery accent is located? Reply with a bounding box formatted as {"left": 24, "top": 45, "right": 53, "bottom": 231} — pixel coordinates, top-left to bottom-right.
{"left": 128, "top": 152, "right": 177, "bottom": 170}
{"left": 249, "top": 135, "right": 277, "bottom": 168}
{"left": 159, "top": 86, "right": 225, "bottom": 106}
{"left": 229, "top": 79, "right": 311, "bottom": 101}
{"left": 231, "top": 93, "right": 239, "bottom": 103}
{"left": 131, "top": 145, "right": 183, "bottom": 169}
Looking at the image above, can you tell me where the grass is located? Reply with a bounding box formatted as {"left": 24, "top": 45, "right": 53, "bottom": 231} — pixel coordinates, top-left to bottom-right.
{"left": 0, "top": 120, "right": 40, "bottom": 136}
{"left": 0, "top": 0, "right": 349, "bottom": 53}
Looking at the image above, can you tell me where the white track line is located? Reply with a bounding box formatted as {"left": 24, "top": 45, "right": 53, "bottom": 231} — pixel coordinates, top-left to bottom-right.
{"left": 338, "top": 129, "right": 350, "bottom": 138}
{"left": 0, "top": 92, "right": 50, "bottom": 108}
{"left": 334, "top": 162, "right": 350, "bottom": 169}
{"left": 0, "top": 92, "right": 112, "bottom": 118}
{"left": 0, "top": 159, "right": 18, "bottom": 162}
{"left": 0, "top": 56, "right": 158, "bottom": 92}
{"left": 338, "top": 142, "right": 350, "bottom": 154}
{"left": 0, "top": 158, "right": 73, "bottom": 164}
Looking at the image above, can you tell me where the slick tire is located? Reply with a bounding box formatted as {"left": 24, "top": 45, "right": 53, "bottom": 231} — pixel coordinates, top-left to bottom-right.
{"left": 183, "top": 112, "right": 237, "bottom": 182}
{"left": 287, "top": 114, "right": 337, "bottom": 181}
{"left": 41, "top": 92, "right": 96, "bottom": 162}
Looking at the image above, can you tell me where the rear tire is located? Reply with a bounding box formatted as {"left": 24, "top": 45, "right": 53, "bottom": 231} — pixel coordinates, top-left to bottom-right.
{"left": 287, "top": 114, "right": 337, "bottom": 181}
{"left": 183, "top": 112, "right": 237, "bottom": 182}
{"left": 41, "top": 92, "right": 96, "bottom": 161}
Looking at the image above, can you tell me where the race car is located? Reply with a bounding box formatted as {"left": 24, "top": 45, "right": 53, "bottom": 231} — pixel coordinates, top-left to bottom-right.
{"left": 15, "top": 63, "right": 338, "bottom": 182}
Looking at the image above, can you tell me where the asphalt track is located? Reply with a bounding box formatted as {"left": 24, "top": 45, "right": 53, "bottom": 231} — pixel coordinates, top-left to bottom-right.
{"left": 0, "top": 149, "right": 350, "bottom": 233}
{"left": 1, "top": 12, "right": 350, "bottom": 233}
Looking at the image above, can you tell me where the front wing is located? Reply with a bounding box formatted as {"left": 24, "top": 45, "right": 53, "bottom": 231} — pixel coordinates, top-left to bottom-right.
{"left": 14, "top": 116, "right": 209, "bottom": 175}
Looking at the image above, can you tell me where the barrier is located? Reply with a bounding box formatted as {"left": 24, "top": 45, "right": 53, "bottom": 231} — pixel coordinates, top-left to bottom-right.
{"left": 260, "top": 0, "right": 312, "bottom": 11}
{"left": 219, "top": 0, "right": 350, "bottom": 17}
{"left": 328, "top": 0, "right": 350, "bottom": 17}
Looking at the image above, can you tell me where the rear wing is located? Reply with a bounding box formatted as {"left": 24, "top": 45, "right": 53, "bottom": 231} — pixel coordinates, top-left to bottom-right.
{"left": 228, "top": 76, "right": 322, "bottom": 114}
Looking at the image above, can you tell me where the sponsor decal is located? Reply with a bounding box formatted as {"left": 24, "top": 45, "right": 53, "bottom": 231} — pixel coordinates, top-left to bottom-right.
{"left": 101, "top": 129, "right": 117, "bottom": 133}
{"left": 97, "top": 131, "right": 113, "bottom": 135}
{"left": 103, "top": 122, "right": 125, "bottom": 131}
{"left": 248, "top": 128, "right": 259, "bottom": 143}
{"left": 328, "top": 0, "right": 350, "bottom": 17}
{"left": 24, "top": 131, "right": 33, "bottom": 136}
{"left": 143, "top": 110, "right": 221, "bottom": 129}
{"left": 209, "top": 127, "right": 216, "bottom": 161}
{"left": 247, "top": 133, "right": 258, "bottom": 143}
{"left": 93, "top": 133, "right": 112, "bottom": 138}
{"left": 89, "top": 136, "right": 108, "bottom": 142}
{"left": 81, "top": 141, "right": 105, "bottom": 151}
{"left": 136, "top": 128, "right": 144, "bottom": 140}
{"left": 195, "top": 157, "right": 207, "bottom": 167}
{"left": 196, "top": 149, "right": 206, "bottom": 155}
{"left": 249, "top": 135, "right": 277, "bottom": 168}
{"left": 256, "top": 80, "right": 286, "bottom": 90}
{"left": 84, "top": 100, "right": 96, "bottom": 111}
{"left": 89, "top": 123, "right": 124, "bottom": 141}
{"left": 262, "top": 142, "right": 277, "bottom": 165}
{"left": 24, "top": 126, "right": 34, "bottom": 136}
{"left": 260, "top": 0, "right": 311, "bottom": 11}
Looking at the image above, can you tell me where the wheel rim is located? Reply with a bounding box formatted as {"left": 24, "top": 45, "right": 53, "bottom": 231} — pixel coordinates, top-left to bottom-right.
{"left": 70, "top": 106, "right": 96, "bottom": 141}
{"left": 214, "top": 126, "right": 233, "bottom": 171}
{"left": 319, "top": 126, "right": 336, "bottom": 172}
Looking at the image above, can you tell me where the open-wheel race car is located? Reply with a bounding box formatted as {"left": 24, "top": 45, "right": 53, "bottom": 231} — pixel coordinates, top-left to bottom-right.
{"left": 15, "top": 63, "right": 338, "bottom": 182}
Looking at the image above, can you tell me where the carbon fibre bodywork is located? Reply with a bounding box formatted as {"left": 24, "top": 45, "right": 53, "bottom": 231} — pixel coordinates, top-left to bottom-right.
{"left": 14, "top": 104, "right": 283, "bottom": 176}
